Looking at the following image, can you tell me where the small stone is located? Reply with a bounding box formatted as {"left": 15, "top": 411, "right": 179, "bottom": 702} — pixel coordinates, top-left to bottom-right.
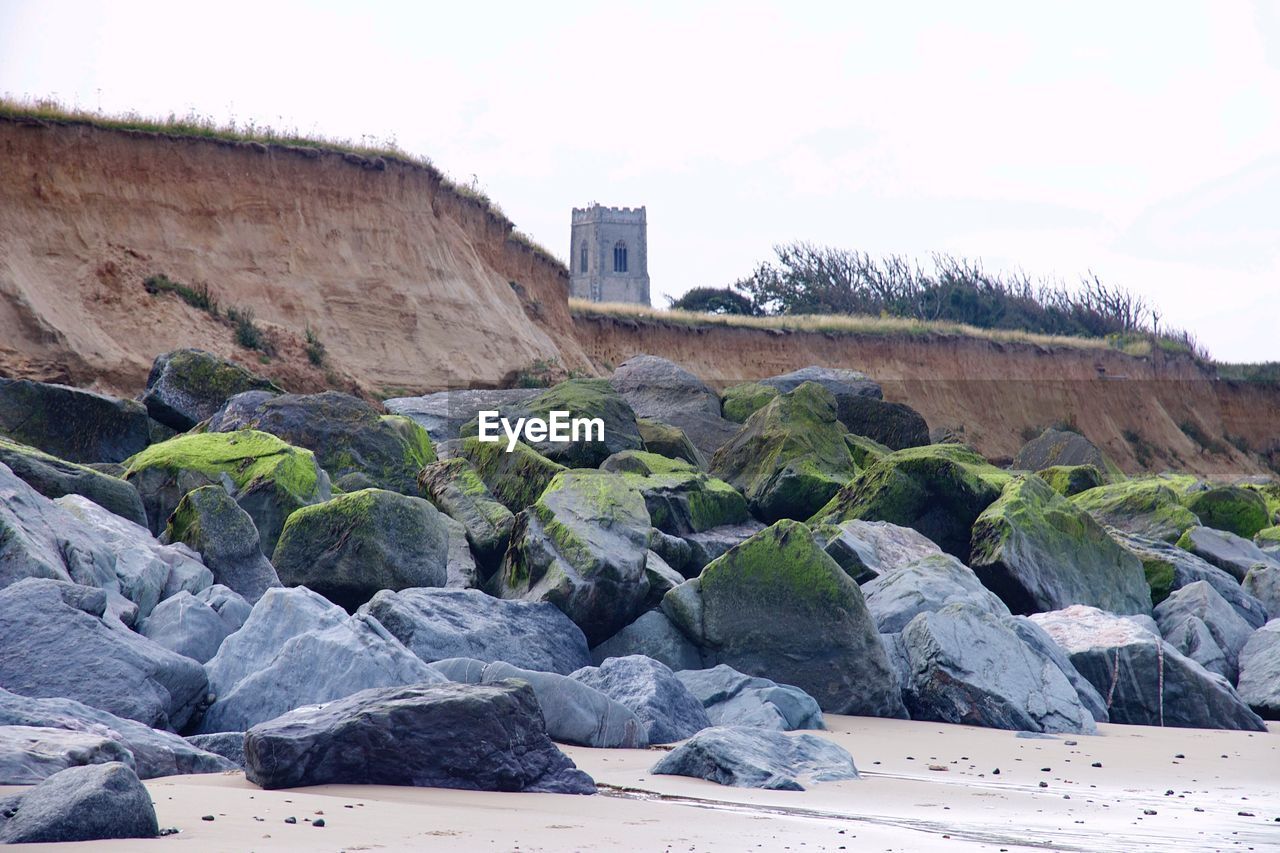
{"left": 1175, "top": 753, "right": 1185, "bottom": 759}
{"left": 1143, "top": 809, "right": 1157, "bottom": 816}
{"left": 1091, "top": 761, "right": 1102, "bottom": 768}
{"left": 1038, "top": 781, "right": 1048, "bottom": 788}
{"left": 1238, "top": 811, "right": 1255, "bottom": 817}
{"left": 285, "top": 817, "right": 297, "bottom": 824}
{"left": 314, "top": 819, "right": 326, "bottom": 828}
{"left": 992, "top": 768, "right": 1000, "bottom": 775}
{"left": 202, "top": 815, "right": 215, "bottom": 822}
{"left": 928, "top": 764, "right": 948, "bottom": 772}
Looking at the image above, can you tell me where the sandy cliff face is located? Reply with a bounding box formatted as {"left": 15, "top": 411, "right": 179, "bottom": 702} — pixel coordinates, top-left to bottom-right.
{"left": 0, "top": 118, "right": 588, "bottom": 397}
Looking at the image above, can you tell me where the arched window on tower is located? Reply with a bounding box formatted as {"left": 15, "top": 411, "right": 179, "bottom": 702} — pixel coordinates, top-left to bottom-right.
{"left": 580, "top": 242, "right": 588, "bottom": 273}
{"left": 613, "top": 241, "right": 628, "bottom": 273}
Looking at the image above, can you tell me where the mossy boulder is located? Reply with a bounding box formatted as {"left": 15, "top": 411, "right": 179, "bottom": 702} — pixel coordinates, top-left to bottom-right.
{"left": 1256, "top": 525, "right": 1280, "bottom": 552}
{"left": 458, "top": 436, "right": 567, "bottom": 514}
{"left": 0, "top": 378, "right": 152, "bottom": 464}
{"left": 271, "top": 489, "right": 448, "bottom": 610}
{"left": 123, "top": 430, "right": 330, "bottom": 553}
{"left": 1113, "top": 529, "right": 1269, "bottom": 625}
{"left": 1181, "top": 486, "right": 1270, "bottom": 540}
{"left": 0, "top": 437, "right": 146, "bottom": 526}
{"left": 161, "top": 485, "right": 281, "bottom": 603}
{"left": 833, "top": 397, "right": 930, "bottom": 451}
{"left": 1242, "top": 482, "right": 1280, "bottom": 525}
{"left": 710, "top": 382, "right": 860, "bottom": 523}
{"left": 844, "top": 434, "right": 891, "bottom": 469}
{"left": 759, "top": 366, "right": 882, "bottom": 400}
{"left": 1036, "top": 465, "right": 1105, "bottom": 498}
{"left": 1070, "top": 479, "right": 1200, "bottom": 543}
{"left": 661, "top": 519, "right": 904, "bottom": 717}
{"left": 476, "top": 379, "right": 643, "bottom": 468}
{"left": 416, "top": 457, "right": 515, "bottom": 570}
{"left": 636, "top": 418, "right": 707, "bottom": 468}
{"left": 721, "top": 383, "right": 778, "bottom": 423}
{"left": 811, "top": 443, "right": 1011, "bottom": 559}
{"left": 970, "top": 476, "right": 1151, "bottom": 616}
{"left": 1013, "top": 428, "right": 1123, "bottom": 482}
{"left": 208, "top": 391, "right": 434, "bottom": 495}
{"left": 141, "top": 349, "right": 281, "bottom": 431}
{"left": 492, "top": 469, "right": 652, "bottom": 644}
{"left": 601, "top": 450, "right": 748, "bottom": 536}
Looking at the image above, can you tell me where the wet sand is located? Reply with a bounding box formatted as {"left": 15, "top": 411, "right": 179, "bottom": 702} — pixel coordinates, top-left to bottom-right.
{"left": 5, "top": 715, "right": 1277, "bottom": 851}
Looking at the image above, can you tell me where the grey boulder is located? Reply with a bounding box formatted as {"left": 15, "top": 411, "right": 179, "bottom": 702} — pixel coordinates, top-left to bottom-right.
{"left": 0, "top": 378, "right": 152, "bottom": 464}
{"left": 160, "top": 485, "right": 280, "bottom": 604}
{"left": 138, "top": 590, "right": 234, "bottom": 663}
{"left": 861, "top": 553, "right": 1010, "bottom": 633}
{"left": 359, "top": 587, "right": 592, "bottom": 675}
{"left": 651, "top": 726, "right": 858, "bottom": 791}
{"left": 1236, "top": 620, "right": 1280, "bottom": 718}
{"left": 0, "top": 762, "right": 158, "bottom": 844}
{"left": 1115, "top": 530, "right": 1269, "bottom": 628}
{"left": 384, "top": 388, "right": 541, "bottom": 443}
{"left": 1177, "top": 526, "right": 1278, "bottom": 582}
{"left": 570, "top": 655, "right": 710, "bottom": 744}
{"left": 0, "top": 725, "right": 135, "bottom": 784}
{"left": 815, "top": 519, "right": 943, "bottom": 583}
{"left": 141, "top": 348, "right": 280, "bottom": 431}
{"left": 675, "top": 665, "right": 825, "bottom": 731}
{"left": 1242, "top": 564, "right": 1280, "bottom": 619}
{"left": 1001, "top": 616, "right": 1109, "bottom": 723}
{"left": 591, "top": 611, "right": 704, "bottom": 672}
{"left": 184, "top": 732, "right": 246, "bottom": 769}
{"left": 1154, "top": 581, "right": 1255, "bottom": 681}
{"left": 0, "top": 437, "right": 146, "bottom": 526}
{"left": 609, "top": 355, "right": 740, "bottom": 458}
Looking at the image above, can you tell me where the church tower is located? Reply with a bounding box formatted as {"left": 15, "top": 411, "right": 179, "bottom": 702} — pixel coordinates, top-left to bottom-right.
{"left": 569, "top": 204, "right": 650, "bottom": 305}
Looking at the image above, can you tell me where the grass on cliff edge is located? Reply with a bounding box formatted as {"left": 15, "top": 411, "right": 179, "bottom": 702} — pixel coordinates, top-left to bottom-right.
{"left": 0, "top": 95, "right": 563, "bottom": 267}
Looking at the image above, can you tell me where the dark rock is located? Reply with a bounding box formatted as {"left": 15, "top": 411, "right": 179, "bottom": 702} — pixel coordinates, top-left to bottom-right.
{"left": 0, "top": 437, "right": 146, "bottom": 525}
{"left": 359, "top": 587, "right": 591, "bottom": 675}
{"left": 651, "top": 726, "right": 857, "bottom": 791}
{"left": 243, "top": 682, "right": 594, "bottom": 793}
{"left": 834, "top": 396, "right": 930, "bottom": 450}
{"left": 431, "top": 659, "right": 645, "bottom": 748}
{"left": 590, "top": 611, "right": 704, "bottom": 672}
{"left": 0, "top": 378, "right": 152, "bottom": 464}
{"left": 0, "top": 579, "right": 208, "bottom": 730}
{"left": 898, "top": 603, "right": 1097, "bottom": 734}
{"left": 636, "top": 418, "right": 708, "bottom": 468}
{"left": 184, "top": 732, "right": 245, "bottom": 769}
{"left": 160, "top": 485, "right": 280, "bottom": 604}
{"left": 1242, "top": 564, "right": 1280, "bottom": 620}
{"left": 570, "top": 655, "right": 710, "bottom": 744}
{"left": 1031, "top": 605, "right": 1266, "bottom": 731}
{"left": 682, "top": 520, "right": 766, "bottom": 573}
{"left": 970, "top": 475, "right": 1151, "bottom": 615}
{"left": 662, "top": 520, "right": 904, "bottom": 717}
{"left": 1183, "top": 487, "right": 1271, "bottom": 540}
{"left": 458, "top": 436, "right": 567, "bottom": 514}
{"left": 649, "top": 528, "right": 696, "bottom": 576}
{"left": 416, "top": 457, "right": 515, "bottom": 569}
{"left": 1037, "top": 465, "right": 1106, "bottom": 498}
{"left": 675, "top": 665, "right": 825, "bottom": 731}
{"left": 0, "top": 762, "right": 158, "bottom": 843}
{"left": 209, "top": 390, "right": 435, "bottom": 495}
{"left": 441, "top": 515, "right": 480, "bottom": 589}
{"left": 1001, "top": 616, "right": 1109, "bottom": 723}
{"left": 602, "top": 450, "right": 748, "bottom": 535}
{"left": 271, "top": 489, "right": 448, "bottom": 611}
{"left": 142, "top": 349, "right": 281, "bottom": 431}
{"left": 1014, "top": 429, "right": 1118, "bottom": 479}
{"left": 862, "top": 554, "right": 1010, "bottom": 633}
{"left": 493, "top": 469, "right": 651, "bottom": 644}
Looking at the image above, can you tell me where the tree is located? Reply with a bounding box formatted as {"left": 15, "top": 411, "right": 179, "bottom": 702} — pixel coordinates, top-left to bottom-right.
{"left": 668, "top": 287, "right": 758, "bottom": 316}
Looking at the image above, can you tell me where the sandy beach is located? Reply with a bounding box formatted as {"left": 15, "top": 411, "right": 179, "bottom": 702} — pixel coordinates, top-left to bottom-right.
{"left": 3, "top": 715, "right": 1274, "bottom": 852}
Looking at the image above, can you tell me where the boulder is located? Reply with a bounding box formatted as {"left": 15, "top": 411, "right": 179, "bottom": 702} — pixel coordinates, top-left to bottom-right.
{"left": 477, "top": 379, "right": 642, "bottom": 468}
{"left": 209, "top": 390, "right": 435, "bottom": 494}
{"left": 432, "top": 659, "right": 646, "bottom": 748}
{"left": 862, "top": 554, "right": 1010, "bottom": 633}
{"left": 141, "top": 348, "right": 280, "bottom": 431}
{"left": 662, "top": 520, "right": 904, "bottom": 716}
{"left": 1182, "top": 486, "right": 1271, "bottom": 540}
{"left": 360, "top": 587, "right": 592, "bottom": 675}
{"left": 1001, "top": 615, "right": 1109, "bottom": 723}
{"left": 1036, "top": 465, "right": 1105, "bottom": 498}
{"left": 271, "top": 488, "right": 448, "bottom": 610}
{"left": 383, "top": 388, "right": 541, "bottom": 442}
{"left": 651, "top": 726, "right": 857, "bottom": 791}
{"left": 0, "top": 379, "right": 151, "bottom": 464}
{"left": 0, "top": 688, "right": 233, "bottom": 778}
{"left": 417, "top": 457, "right": 515, "bottom": 569}
{"left": 442, "top": 515, "right": 480, "bottom": 589}
{"left": 0, "top": 725, "right": 135, "bottom": 784}
{"left": 123, "top": 430, "right": 331, "bottom": 553}
{"left": 759, "top": 366, "right": 881, "bottom": 400}
{"left": 1153, "top": 581, "right": 1254, "bottom": 681}
{"left": 195, "top": 584, "right": 253, "bottom": 632}
{"left": 1030, "top": 605, "right": 1266, "bottom": 730}
{"left": 0, "top": 762, "right": 158, "bottom": 844}
{"left": 1160, "top": 616, "right": 1230, "bottom": 680}
{"left": 1242, "top": 563, "right": 1280, "bottom": 620}
{"left": 570, "top": 655, "right": 710, "bottom": 744}
{"left": 710, "top": 383, "right": 860, "bottom": 523}
{"left": 1256, "top": 524, "right": 1280, "bottom": 557}
{"left": 898, "top": 603, "right": 1098, "bottom": 733}
{"left": 160, "top": 485, "right": 280, "bottom": 603}
{"left": 1176, "top": 525, "right": 1279, "bottom": 582}
{"left": 199, "top": 594, "right": 442, "bottom": 733}
{"left": 184, "top": 732, "right": 245, "bottom": 769}
{"left": 675, "top": 665, "right": 825, "bottom": 731}
{"left": 811, "top": 518, "right": 943, "bottom": 583}
{"left": 720, "top": 382, "right": 778, "bottom": 423}
{"left": 602, "top": 450, "right": 748, "bottom": 535}
{"left": 590, "top": 611, "right": 704, "bottom": 672}
{"left": 1236, "top": 619, "right": 1280, "bottom": 718}
{"left": 832, "top": 397, "right": 930, "bottom": 450}
{"left": 610, "top": 355, "right": 739, "bottom": 459}
{"left": 1114, "top": 529, "right": 1267, "bottom": 626}
{"left": 458, "top": 436, "right": 567, "bottom": 513}
{"left": 0, "top": 437, "right": 146, "bottom": 525}
{"left": 970, "top": 475, "right": 1151, "bottom": 615}
{"left": 1071, "top": 479, "right": 1200, "bottom": 543}
{"left": 812, "top": 443, "right": 1011, "bottom": 559}
{"left": 243, "top": 681, "right": 595, "bottom": 792}
{"left": 137, "top": 591, "right": 233, "bottom": 663}
{"left": 1014, "top": 428, "right": 1119, "bottom": 480}
{"left": 636, "top": 418, "right": 708, "bottom": 468}
{"left": 682, "top": 520, "right": 766, "bottom": 573}
{"left": 0, "top": 579, "right": 208, "bottom": 730}
{"left": 493, "top": 469, "right": 652, "bottom": 644}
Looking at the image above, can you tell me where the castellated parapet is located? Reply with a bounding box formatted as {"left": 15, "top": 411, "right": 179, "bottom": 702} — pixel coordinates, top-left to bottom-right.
{"left": 569, "top": 204, "right": 650, "bottom": 305}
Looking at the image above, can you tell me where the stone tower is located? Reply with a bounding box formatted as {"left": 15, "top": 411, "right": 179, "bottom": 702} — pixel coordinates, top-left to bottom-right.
{"left": 569, "top": 204, "right": 650, "bottom": 305}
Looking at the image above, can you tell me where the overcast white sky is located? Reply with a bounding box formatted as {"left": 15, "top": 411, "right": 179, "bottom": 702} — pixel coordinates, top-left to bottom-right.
{"left": 3, "top": 0, "right": 1278, "bottom": 361}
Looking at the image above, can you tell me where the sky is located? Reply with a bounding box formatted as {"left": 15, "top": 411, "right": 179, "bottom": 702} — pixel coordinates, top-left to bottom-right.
{"left": 2, "top": 0, "right": 1278, "bottom": 361}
